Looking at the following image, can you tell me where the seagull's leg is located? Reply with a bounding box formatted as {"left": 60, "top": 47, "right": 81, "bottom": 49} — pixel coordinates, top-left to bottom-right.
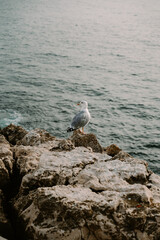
{"left": 82, "top": 127, "right": 85, "bottom": 134}
{"left": 79, "top": 128, "right": 85, "bottom": 134}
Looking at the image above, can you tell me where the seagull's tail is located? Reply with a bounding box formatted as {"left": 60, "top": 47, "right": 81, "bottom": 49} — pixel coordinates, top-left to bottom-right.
{"left": 67, "top": 127, "right": 74, "bottom": 132}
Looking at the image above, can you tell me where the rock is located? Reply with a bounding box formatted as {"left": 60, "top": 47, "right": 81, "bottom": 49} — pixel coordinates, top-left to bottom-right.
{"left": 148, "top": 173, "right": 160, "bottom": 189}
{"left": 0, "top": 190, "right": 14, "bottom": 240}
{"left": 13, "top": 186, "right": 120, "bottom": 240}
{"left": 0, "top": 236, "right": 8, "bottom": 240}
{"left": 70, "top": 130, "right": 103, "bottom": 153}
{"left": 13, "top": 145, "right": 45, "bottom": 176}
{"left": 13, "top": 184, "right": 160, "bottom": 240}
{"left": 1, "top": 124, "right": 28, "bottom": 145}
{"left": 104, "top": 144, "right": 121, "bottom": 156}
{"left": 147, "top": 173, "right": 160, "bottom": 204}
{"left": 19, "top": 147, "right": 99, "bottom": 194}
{"left": 0, "top": 125, "right": 160, "bottom": 240}
{"left": 0, "top": 135, "right": 14, "bottom": 188}
{"left": 12, "top": 141, "right": 160, "bottom": 239}
{"left": 50, "top": 139, "right": 75, "bottom": 152}
{"left": 14, "top": 138, "right": 75, "bottom": 177}
{"left": 0, "top": 160, "right": 9, "bottom": 189}
{"left": 112, "top": 150, "right": 133, "bottom": 160}
{"left": 17, "top": 128, "right": 55, "bottom": 146}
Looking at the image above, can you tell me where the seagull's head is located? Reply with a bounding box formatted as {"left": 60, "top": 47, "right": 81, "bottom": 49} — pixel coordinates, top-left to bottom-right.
{"left": 77, "top": 100, "right": 88, "bottom": 109}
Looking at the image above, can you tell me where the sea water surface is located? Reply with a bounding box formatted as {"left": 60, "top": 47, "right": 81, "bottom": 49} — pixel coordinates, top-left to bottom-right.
{"left": 0, "top": 0, "right": 160, "bottom": 174}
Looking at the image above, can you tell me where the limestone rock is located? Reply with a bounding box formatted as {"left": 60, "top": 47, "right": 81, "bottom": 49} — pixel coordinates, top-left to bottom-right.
{"left": 50, "top": 139, "right": 75, "bottom": 152}
{"left": 0, "top": 237, "right": 8, "bottom": 240}
{"left": 112, "top": 150, "right": 133, "bottom": 160}
{"left": 17, "top": 128, "right": 55, "bottom": 146}
{"left": 104, "top": 144, "right": 121, "bottom": 156}
{"left": 0, "top": 190, "right": 14, "bottom": 239}
{"left": 12, "top": 141, "right": 160, "bottom": 239}
{"left": 1, "top": 124, "right": 28, "bottom": 145}
{"left": 13, "top": 186, "right": 121, "bottom": 240}
{"left": 13, "top": 184, "right": 160, "bottom": 240}
{"left": 70, "top": 130, "right": 103, "bottom": 153}
{"left": 0, "top": 125, "right": 160, "bottom": 240}
{"left": 13, "top": 145, "right": 45, "bottom": 176}
{"left": 19, "top": 147, "right": 101, "bottom": 193}
{"left": 0, "top": 135, "right": 14, "bottom": 188}
{"left": 147, "top": 173, "right": 160, "bottom": 204}
{"left": 0, "top": 160, "right": 9, "bottom": 189}
{"left": 14, "top": 138, "right": 76, "bottom": 177}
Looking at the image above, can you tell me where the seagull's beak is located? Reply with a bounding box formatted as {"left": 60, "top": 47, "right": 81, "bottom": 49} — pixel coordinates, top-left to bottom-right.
{"left": 77, "top": 102, "right": 80, "bottom": 105}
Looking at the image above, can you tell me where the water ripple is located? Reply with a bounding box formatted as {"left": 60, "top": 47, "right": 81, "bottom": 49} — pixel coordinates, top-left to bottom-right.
{"left": 0, "top": 0, "right": 160, "bottom": 174}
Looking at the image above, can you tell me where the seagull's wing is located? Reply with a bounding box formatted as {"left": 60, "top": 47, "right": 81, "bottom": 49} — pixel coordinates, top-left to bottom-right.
{"left": 71, "top": 110, "right": 90, "bottom": 130}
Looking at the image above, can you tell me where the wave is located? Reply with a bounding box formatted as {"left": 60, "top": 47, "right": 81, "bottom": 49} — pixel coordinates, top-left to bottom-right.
{"left": 144, "top": 143, "right": 160, "bottom": 149}
{"left": 0, "top": 110, "right": 23, "bottom": 128}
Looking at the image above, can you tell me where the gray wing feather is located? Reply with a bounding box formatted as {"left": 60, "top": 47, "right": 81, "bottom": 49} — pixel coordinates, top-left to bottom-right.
{"left": 71, "top": 111, "right": 89, "bottom": 129}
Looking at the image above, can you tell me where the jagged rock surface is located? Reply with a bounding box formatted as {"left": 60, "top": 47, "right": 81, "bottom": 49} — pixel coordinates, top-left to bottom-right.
{"left": 0, "top": 125, "right": 160, "bottom": 240}
{"left": 70, "top": 130, "right": 103, "bottom": 153}
{"left": 103, "top": 144, "right": 121, "bottom": 157}
{"left": 1, "top": 124, "right": 28, "bottom": 145}
{"left": 0, "top": 134, "right": 14, "bottom": 188}
{"left": 17, "top": 128, "right": 56, "bottom": 146}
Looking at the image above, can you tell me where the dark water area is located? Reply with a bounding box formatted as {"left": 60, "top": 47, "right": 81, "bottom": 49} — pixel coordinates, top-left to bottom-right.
{"left": 0, "top": 0, "right": 160, "bottom": 174}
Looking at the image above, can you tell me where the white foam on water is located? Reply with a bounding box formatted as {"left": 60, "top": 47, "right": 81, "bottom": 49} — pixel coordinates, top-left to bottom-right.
{"left": 0, "top": 109, "right": 23, "bottom": 128}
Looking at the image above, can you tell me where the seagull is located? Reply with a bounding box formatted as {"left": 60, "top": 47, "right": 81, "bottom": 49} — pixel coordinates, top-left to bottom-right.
{"left": 67, "top": 100, "right": 91, "bottom": 134}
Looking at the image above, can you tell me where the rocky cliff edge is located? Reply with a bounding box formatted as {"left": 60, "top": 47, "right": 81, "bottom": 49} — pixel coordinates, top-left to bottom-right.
{"left": 0, "top": 124, "right": 160, "bottom": 240}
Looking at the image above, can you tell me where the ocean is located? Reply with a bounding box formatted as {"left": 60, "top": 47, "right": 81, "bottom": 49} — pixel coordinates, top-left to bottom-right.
{"left": 0, "top": 0, "right": 159, "bottom": 174}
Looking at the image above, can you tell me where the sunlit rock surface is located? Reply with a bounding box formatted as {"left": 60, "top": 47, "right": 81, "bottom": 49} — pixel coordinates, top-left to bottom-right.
{"left": 17, "top": 128, "right": 55, "bottom": 146}
{"left": 0, "top": 125, "right": 160, "bottom": 240}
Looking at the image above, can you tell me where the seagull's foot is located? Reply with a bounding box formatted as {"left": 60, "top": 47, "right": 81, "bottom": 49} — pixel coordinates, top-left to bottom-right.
{"left": 80, "top": 131, "right": 85, "bottom": 135}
